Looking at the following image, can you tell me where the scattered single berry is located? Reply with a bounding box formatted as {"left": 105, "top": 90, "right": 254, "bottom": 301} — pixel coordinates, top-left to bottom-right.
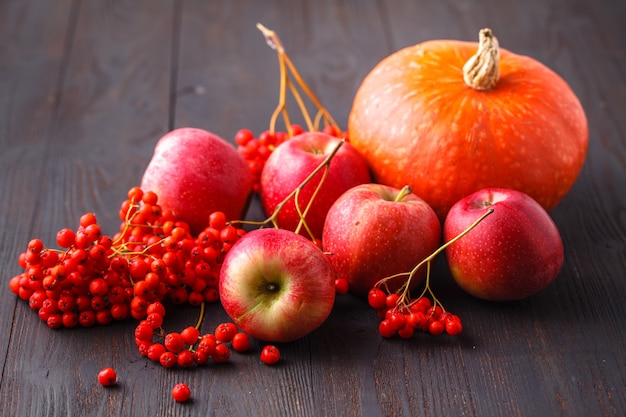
{"left": 97, "top": 367, "right": 117, "bottom": 386}
{"left": 171, "top": 382, "right": 191, "bottom": 403}
{"left": 231, "top": 332, "right": 251, "bottom": 352}
{"left": 260, "top": 345, "right": 280, "bottom": 365}
{"left": 334, "top": 277, "right": 349, "bottom": 295}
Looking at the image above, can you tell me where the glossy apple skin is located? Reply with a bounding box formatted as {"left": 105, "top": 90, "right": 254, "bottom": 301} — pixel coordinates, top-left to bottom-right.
{"left": 141, "top": 128, "right": 253, "bottom": 235}
{"left": 322, "top": 183, "right": 441, "bottom": 296}
{"left": 260, "top": 132, "right": 371, "bottom": 239}
{"left": 443, "top": 188, "right": 564, "bottom": 301}
{"left": 219, "top": 228, "right": 336, "bottom": 343}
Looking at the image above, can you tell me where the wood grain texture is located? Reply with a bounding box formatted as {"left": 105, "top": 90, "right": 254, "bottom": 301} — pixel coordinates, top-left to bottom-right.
{"left": 0, "top": 0, "right": 76, "bottom": 403}
{"left": 0, "top": 0, "right": 624, "bottom": 416}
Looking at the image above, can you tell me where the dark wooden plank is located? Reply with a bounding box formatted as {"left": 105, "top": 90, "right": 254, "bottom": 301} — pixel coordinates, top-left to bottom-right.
{"left": 36, "top": 0, "right": 176, "bottom": 233}
{"left": 0, "top": 0, "right": 76, "bottom": 398}
{"left": 0, "top": 1, "right": 176, "bottom": 416}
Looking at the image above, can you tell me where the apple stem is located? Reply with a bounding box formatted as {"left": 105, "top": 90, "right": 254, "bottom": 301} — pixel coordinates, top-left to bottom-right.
{"left": 394, "top": 185, "right": 413, "bottom": 202}
{"left": 257, "top": 23, "right": 340, "bottom": 135}
{"left": 376, "top": 207, "right": 495, "bottom": 310}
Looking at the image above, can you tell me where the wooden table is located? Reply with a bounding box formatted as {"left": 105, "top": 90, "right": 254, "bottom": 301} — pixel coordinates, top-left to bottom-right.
{"left": 1, "top": 1, "right": 624, "bottom": 416}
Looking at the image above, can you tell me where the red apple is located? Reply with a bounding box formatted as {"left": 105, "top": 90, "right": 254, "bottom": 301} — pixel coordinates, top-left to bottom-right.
{"left": 219, "top": 228, "right": 336, "bottom": 343}
{"left": 140, "top": 128, "right": 253, "bottom": 235}
{"left": 322, "top": 184, "right": 441, "bottom": 297}
{"left": 260, "top": 132, "right": 371, "bottom": 239}
{"left": 443, "top": 188, "right": 564, "bottom": 301}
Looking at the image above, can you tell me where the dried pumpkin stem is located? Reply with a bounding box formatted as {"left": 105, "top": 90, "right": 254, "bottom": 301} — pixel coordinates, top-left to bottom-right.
{"left": 463, "top": 28, "right": 500, "bottom": 91}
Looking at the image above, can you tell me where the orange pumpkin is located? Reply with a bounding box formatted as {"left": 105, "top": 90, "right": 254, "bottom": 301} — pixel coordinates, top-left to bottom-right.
{"left": 348, "top": 29, "right": 588, "bottom": 220}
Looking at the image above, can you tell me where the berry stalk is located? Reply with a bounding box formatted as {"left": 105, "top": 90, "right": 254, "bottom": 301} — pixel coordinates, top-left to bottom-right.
{"left": 380, "top": 207, "right": 494, "bottom": 308}
{"left": 234, "top": 138, "right": 345, "bottom": 241}
{"left": 368, "top": 207, "right": 494, "bottom": 339}
{"left": 257, "top": 23, "right": 340, "bottom": 135}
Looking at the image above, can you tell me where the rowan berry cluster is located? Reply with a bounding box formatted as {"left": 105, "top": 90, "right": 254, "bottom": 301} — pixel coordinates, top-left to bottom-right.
{"left": 235, "top": 125, "right": 346, "bottom": 192}
{"left": 367, "top": 287, "right": 463, "bottom": 338}
{"left": 236, "top": 127, "right": 292, "bottom": 192}
{"left": 363, "top": 210, "right": 497, "bottom": 340}
{"left": 8, "top": 186, "right": 246, "bottom": 329}
{"left": 134, "top": 302, "right": 251, "bottom": 368}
